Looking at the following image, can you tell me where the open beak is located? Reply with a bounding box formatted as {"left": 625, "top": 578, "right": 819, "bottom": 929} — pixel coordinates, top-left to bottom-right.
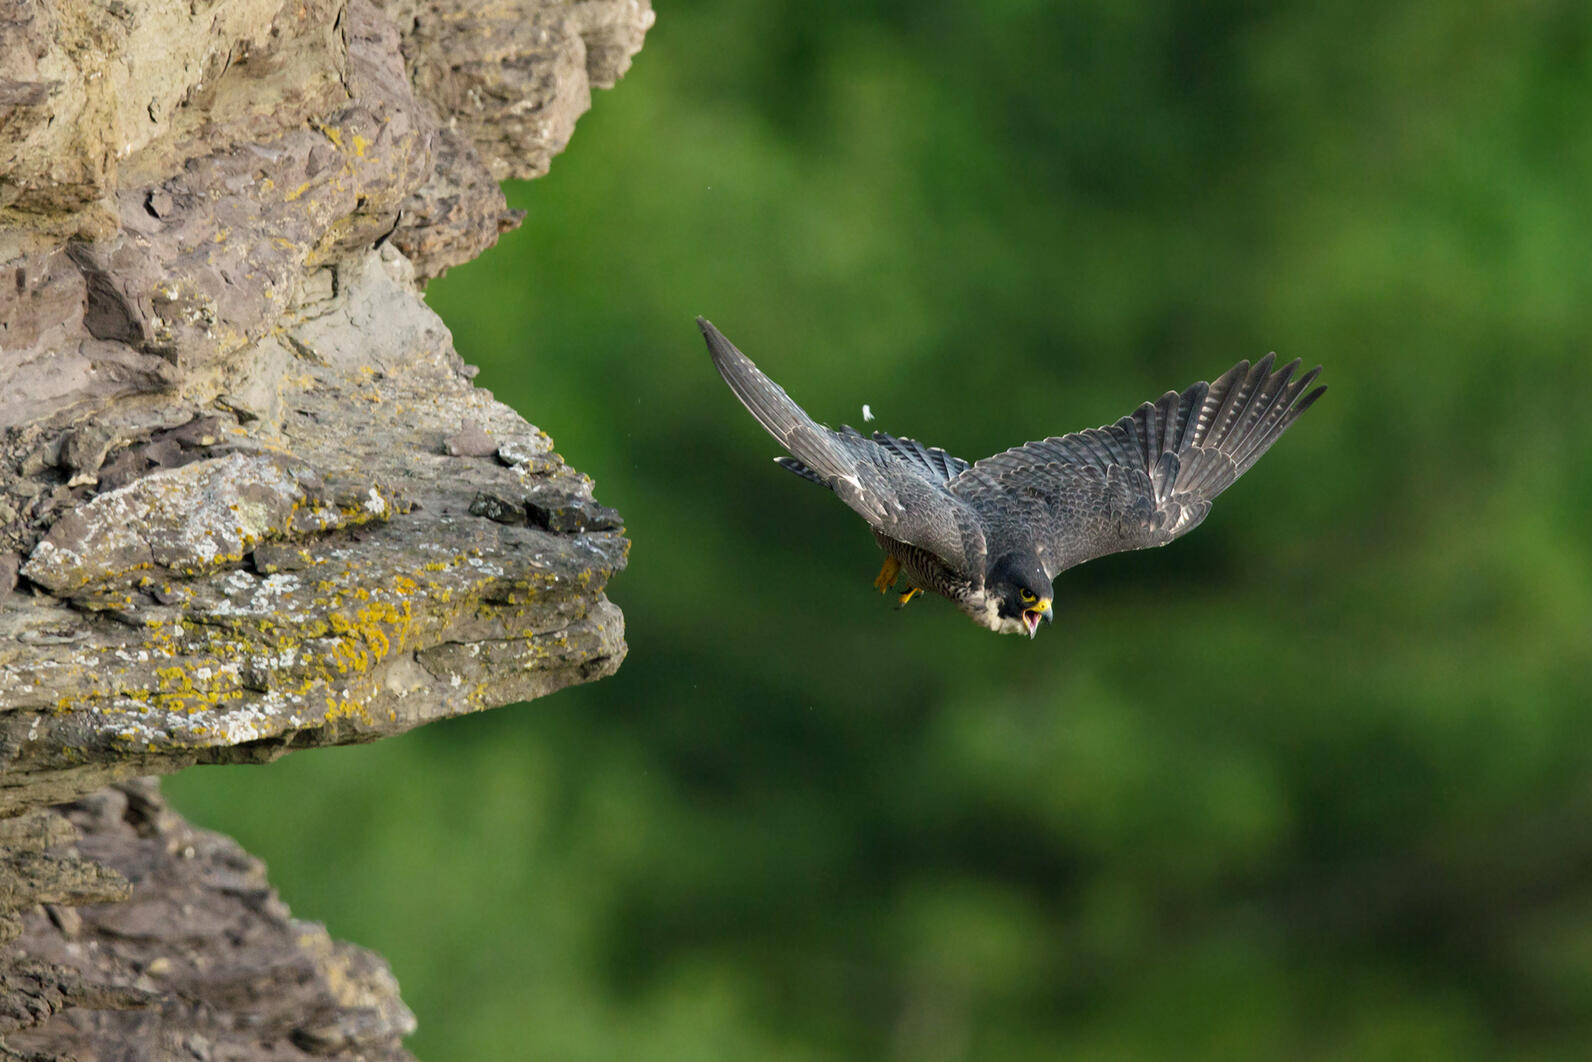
{"left": 1022, "top": 599, "right": 1053, "bottom": 639}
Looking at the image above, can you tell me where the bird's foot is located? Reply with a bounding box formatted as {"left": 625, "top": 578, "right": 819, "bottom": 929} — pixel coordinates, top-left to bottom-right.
{"left": 872, "top": 555, "right": 901, "bottom": 593}
{"left": 898, "top": 587, "right": 923, "bottom": 606}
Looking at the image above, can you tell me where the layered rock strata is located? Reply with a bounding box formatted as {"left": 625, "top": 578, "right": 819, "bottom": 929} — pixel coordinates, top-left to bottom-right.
{"left": 0, "top": 0, "right": 650, "bottom": 1053}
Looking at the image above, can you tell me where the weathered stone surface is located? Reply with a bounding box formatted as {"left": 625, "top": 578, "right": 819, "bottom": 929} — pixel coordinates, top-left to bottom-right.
{"left": 526, "top": 489, "right": 624, "bottom": 534}
{"left": 0, "top": 0, "right": 650, "bottom": 1054}
{"left": 5, "top": 780, "right": 416, "bottom": 1060}
{"left": 444, "top": 418, "right": 499, "bottom": 458}
{"left": 389, "top": 125, "right": 527, "bottom": 280}
{"left": 1, "top": 245, "right": 630, "bottom": 815}
{"left": 497, "top": 431, "right": 555, "bottom": 466}
{"left": 19, "top": 452, "right": 393, "bottom": 596}
{"left": 388, "top": 0, "right": 655, "bottom": 182}
{"left": 0, "top": 0, "right": 351, "bottom": 249}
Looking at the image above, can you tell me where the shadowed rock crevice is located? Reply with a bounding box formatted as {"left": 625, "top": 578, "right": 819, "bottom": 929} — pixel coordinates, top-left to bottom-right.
{"left": 0, "top": 0, "right": 651, "bottom": 1054}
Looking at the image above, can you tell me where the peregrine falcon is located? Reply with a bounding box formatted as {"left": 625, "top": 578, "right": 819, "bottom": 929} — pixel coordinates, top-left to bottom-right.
{"left": 699, "top": 318, "right": 1325, "bottom": 637}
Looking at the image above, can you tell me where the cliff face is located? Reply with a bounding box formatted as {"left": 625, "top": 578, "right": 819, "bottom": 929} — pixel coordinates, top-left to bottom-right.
{"left": 0, "top": 0, "right": 649, "bottom": 1054}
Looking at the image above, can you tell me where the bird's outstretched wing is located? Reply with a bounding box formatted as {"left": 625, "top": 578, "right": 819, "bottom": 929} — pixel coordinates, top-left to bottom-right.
{"left": 699, "top": 318, "right": 987, "bottom": 574}
{"left": 950, "top": 355, "right": 1325, "bottom": 577}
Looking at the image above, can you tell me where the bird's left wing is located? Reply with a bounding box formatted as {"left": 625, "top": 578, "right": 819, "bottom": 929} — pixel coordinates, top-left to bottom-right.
{"left": 700, "top": 318, "right": 987, "bottom": 575}
{"left": 950, "top": 355, "right": 1324, "bottom": 577}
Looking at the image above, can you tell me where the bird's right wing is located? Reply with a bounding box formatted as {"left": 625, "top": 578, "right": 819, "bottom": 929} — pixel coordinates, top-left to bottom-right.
{"left": 700, "top": 318, "right": 987, "bottom": 575}
{"left": 950, "top": 354, "right": 1325, "bottom": 577}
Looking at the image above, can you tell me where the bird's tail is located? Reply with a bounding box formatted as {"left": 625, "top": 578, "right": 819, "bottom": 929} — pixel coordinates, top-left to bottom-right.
{"left": 698, "top": 318, "right": 855, "bottom": 483}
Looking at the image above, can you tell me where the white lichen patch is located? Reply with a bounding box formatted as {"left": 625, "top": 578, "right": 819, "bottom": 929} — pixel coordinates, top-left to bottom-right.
{"left": 22, "top": 454, "right": 304, "bottom": 593}
{"left": 496, "top": 432, "right": 553, "bottom": 466}
{"left": 19, "top": 453, "right": 390, "bottom": 595}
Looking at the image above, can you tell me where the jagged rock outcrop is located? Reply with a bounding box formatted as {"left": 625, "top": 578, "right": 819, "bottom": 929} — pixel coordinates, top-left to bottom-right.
{"left": 6, "top": 780, "right": 419, "bottom": 1060}
{"left": 0, "top": 0, "right": 650, "bottom": 1054}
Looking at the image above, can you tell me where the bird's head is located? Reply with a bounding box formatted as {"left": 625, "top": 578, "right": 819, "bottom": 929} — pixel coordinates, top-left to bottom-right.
{"left": 987, "top": 552, "right": 1054, "bottom": 638}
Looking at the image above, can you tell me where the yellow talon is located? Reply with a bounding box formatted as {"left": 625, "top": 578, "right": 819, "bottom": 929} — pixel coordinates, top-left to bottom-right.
{"left": 898, "top": 587, "right": 922, "bottom": 605}
{"left": 873, "top": 555, "right": 901, "bottom": 593}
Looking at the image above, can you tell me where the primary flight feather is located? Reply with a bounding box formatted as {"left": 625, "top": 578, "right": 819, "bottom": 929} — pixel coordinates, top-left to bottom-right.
{"left": 699, "top": 317, "right": 1325, "bottom": 637}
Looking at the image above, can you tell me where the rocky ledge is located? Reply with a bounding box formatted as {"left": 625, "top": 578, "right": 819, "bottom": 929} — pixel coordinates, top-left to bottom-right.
{"left": 0, "top": 0, "right": 648, "bottom": 1055}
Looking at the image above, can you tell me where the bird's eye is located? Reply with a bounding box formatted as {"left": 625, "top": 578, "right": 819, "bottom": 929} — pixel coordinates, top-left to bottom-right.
{"left": 1019, "top": 589, "right": 1037, "bottom": 603}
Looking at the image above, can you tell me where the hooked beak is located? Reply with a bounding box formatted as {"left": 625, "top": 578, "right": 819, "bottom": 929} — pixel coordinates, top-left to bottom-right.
{"left": 1022, "top": 599, "right": 1053, "bottom": 639}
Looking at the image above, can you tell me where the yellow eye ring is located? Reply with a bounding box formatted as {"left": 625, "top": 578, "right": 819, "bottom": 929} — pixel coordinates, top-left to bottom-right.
{"left": 1019, "top": 589, "right": 1037, "bottom": 603}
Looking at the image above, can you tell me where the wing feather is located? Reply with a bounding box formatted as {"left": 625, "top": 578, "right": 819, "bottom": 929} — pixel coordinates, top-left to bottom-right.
{"left": 773, "top": 456, "right": 828, "bottom": 485}
{"left": 951, "top": 355, "right": 1325, "bottom": 577}
{"left": 869, "top": 431, "right": 972, "bottom": 484}
{"left": 701, "top": 318, "right": 988, "bottom": 574}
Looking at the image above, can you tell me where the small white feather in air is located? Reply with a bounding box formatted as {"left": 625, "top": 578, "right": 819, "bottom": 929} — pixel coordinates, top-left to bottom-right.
{"left": 862, "top": 404, "right": 874, "bottom": 422}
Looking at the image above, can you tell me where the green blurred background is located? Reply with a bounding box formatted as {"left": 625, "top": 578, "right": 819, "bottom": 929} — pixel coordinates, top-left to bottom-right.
{"left": 168, "top": 1, "right": 1592, "bottom": 1057}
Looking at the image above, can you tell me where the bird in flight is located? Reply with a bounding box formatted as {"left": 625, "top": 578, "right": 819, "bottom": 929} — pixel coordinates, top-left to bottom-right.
{"left": 699, "top": 318, "right": 1325, "bottom": 637}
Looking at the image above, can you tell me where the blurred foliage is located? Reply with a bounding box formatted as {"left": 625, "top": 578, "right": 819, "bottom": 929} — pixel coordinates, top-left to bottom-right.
{"left": 168, "top": 0, "right": 1592, "bottom": 1057}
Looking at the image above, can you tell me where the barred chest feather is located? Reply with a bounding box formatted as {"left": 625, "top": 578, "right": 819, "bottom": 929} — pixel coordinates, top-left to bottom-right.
{"left": 873, "top": 533, "right": 1023, "bottom": 632}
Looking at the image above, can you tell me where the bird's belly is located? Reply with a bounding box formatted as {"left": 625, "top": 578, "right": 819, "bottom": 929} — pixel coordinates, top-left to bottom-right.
{"left": 873, "top": 533, "right": 974, "bottom": 603}
{"left": 873, "top": 534, "right": 1015, "bottom": 632}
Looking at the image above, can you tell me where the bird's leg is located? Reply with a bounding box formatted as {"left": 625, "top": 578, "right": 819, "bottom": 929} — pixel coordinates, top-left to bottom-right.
{"left": 872, "top": 555, "right": 900, "bottom": 593}
{"left": 898, "top": 587, "right": 923, "bottom": 606}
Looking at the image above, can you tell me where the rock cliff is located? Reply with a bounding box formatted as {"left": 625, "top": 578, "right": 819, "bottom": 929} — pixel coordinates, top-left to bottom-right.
{"left": 0, "top": 0, "right": 648, "bottom": 1054}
